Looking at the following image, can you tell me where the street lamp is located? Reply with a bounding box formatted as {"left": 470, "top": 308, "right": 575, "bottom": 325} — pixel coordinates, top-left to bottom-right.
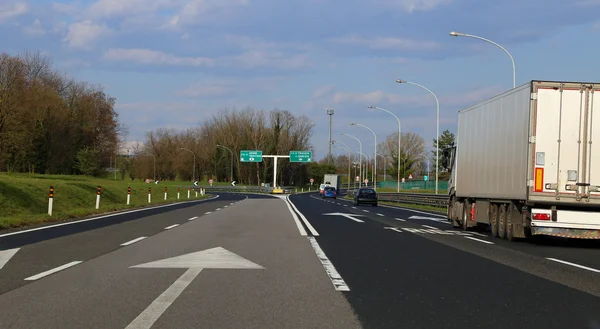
{"left": 341, "top": 133, "right": 362, "bottom": 186}
{"left": 216, "top": 145, "right": 234, "bottom": 182}
{"left": 350, "top": 122, "right": 377, "bottom": 191}
{"left": 180, "top": 147, "right": 197, "bottom": 182}
{"left": 368, "top": 105, "right": 401, "bottom": 192}
{"left": 396, "top": 79, "right": 440, "bottom": 194}
{"left": 332, "top": 142, "right": 353, "bottom": 190}
{"left": 376, "top": 152, "right": 387, "bottom": 182}
{"left": 449, "top": 31, "right": 516, "bottom": 88}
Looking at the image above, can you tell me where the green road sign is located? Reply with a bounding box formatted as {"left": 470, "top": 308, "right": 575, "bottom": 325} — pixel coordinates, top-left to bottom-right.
{"left": 424, "top": 175, "right": 428, "bottom": 181}
{"left": 290, "top": 150, "right": 312, "bottom": 163}
{"left": 240, "top": 150, "right": 263, "bottom": 162}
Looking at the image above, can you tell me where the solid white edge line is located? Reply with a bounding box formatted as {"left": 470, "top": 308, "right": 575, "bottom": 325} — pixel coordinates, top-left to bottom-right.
{"left": 120, "top": 237, "right": 147, "bottom": 246}
{"left": 24, "top": 261, "right": 82, "bottom": 281}
{"left": 308, "top": 236, "right": 349, "bottom": 291}
{"left": 464, "top": 236, "right": 494, "bottom": 245}
{"left": 421, "top": 225, "right": 439, "bottom": 230}
{"left": 287, "top": 195, "right": 320, "bottom": 236}
{"left": 0, "top": 195, "right": 220, "bottom": 238}
{"left": 188, "top": 216, "right": 198, "bottom": 221}
{"left": 546, "top": 258, "right": 600, "bottom": 273}
{"left": 394, "top": 218, "right": 406, "bottom": 222}
{"left": 164, "top": 224, "right": 179, "bottom": 230}
{"left": 283, "top": 195, "right": 307, "bottom": 236}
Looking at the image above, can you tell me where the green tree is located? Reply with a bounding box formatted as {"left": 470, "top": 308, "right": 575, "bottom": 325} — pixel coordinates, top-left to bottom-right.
{"left": 432, "top": 129, "right": 455, "bottom": 173}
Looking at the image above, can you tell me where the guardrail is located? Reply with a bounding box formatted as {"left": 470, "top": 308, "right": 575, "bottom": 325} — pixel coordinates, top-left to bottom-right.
{"left": 346, "top": 190, "right": 448, "bottom": 207}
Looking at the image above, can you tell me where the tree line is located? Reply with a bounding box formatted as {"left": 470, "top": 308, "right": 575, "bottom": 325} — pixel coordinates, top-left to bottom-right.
{"left": 0, "top": 51, "right": 124, "bottom": 175}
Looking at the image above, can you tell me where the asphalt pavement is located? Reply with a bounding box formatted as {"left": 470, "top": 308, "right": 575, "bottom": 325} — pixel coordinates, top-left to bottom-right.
{"left": 287, "top": 192, "right": 600, "bottom": 329}
{"left": 2, "top": 190, "right": 600, "bottom": 328}
{"left": 0, "top": 193, "right": 361, "bottom": 329}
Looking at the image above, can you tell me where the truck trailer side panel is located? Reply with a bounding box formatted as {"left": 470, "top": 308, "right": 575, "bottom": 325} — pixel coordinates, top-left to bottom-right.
{"left": 455, "top": 84, "right": 531, "bottom": 200}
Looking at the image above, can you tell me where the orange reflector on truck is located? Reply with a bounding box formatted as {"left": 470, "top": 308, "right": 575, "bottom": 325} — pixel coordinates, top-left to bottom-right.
{"left": 534, "top": 168, "right": 544, "bottom": 192}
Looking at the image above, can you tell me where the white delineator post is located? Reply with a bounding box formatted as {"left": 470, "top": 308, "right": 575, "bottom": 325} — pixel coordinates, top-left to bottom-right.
{"left": 178, "top": 188, "right": 181, "bottom": 200}
{"left": 187, "top": 188, "right": 190, "bottom": 199}
{"left": 127, "top": 187, "right": 131, "bottom": 205}
{"left": 96, "top": 186, "right": 101, "bottom": 209}
{"left": 148, "top": 187, "right": 152, "bottom": 203}
{"left": 48, "top": 186, "right": 54, "bottom": 216}
{"left": 195, "top": 188, "right": 198, "bottom": 197}
{"left": 164, "top": 187, "right": 168, "bottom": 200}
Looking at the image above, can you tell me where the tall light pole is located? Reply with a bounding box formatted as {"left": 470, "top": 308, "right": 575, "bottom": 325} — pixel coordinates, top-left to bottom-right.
{"left": 180, "top": 147, "right": 197, "bottom": 182}
{"left": 333, "top": 142, "right": 353, "bottom": 190}
{"left": 396, "top": 79, "right": 440, "bottom": 194}
{"left": 327, "top": 108, "right": 335, "bottom": 163}
{"left": 376, "top": 153, "right": 387, "bottom": 182}
{"left": 341, "top": 133, "right": 362, "bottom": 187}
{"left": 449, "top": 31, "right": 516, "bottom": 88}
{"left": 369, "top": 105, "right": 401, "bottom": 192}
{"left": 216, "top": 144, "right": 234, "bottom": 182}
{"left": 350, "top": 122, "right": 377, "bottom": 191}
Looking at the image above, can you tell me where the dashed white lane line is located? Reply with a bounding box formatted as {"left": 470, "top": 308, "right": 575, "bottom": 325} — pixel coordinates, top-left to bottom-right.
{"left": 120, "top": 237, "right": 147, "bottom": 246}
{"left": 421, "top": 225, "right": 439, "bottom": 230}
{"left": 384, "top": 227, "right": 403, "bottom": 233}
{"left": 546, "top": 258, "right": 600, "bottom": 273}
{"left": 363, "top": 210, "right": 369, "bottom": 213}
{"left": 24, "top": 261, "right": 83, "bottom": 281}
{"left": 308, "top": 237, "right": 349, "bottom": 291}
{"left": 376, "top": 213, "right": 385, "bottom": 217}
{"left": 188, "top": 216, "right": 198, "bottom": 221}
{"left": 343, "top": 204, "right": 348, "bottom": 207}
{"left": 469, "top": 231, "right": 487, "bottom": 237}
{"left": 224, "top": 205, "right": 228, "bottom": 208}
{"left": 215, "top": 208, "right": 221, "bottom": 211}
{"left": 352, "top": 207, "right": 357, "bottom": 209}
{"left": 204, "top": 212, "right": 212, "bottom": 215}
{"left": 164, "top": 224, "right": 179, "bottom": 230}
{"left": 394, "top": 218, "right": 406, "bottom": 222}
{"left": 464, "top": 236, "right": 494, "bottom": 245}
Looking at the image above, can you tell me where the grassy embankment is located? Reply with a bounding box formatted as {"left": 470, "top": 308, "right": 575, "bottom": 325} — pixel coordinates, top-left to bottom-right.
{"left": 0, "top": 173, "right": 229, "bottom": 230}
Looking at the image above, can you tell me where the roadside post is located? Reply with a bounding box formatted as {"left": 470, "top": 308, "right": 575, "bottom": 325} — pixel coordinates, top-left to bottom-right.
{"left": 48, "top": 186, "right": 54, "bottom": 216}
{"left": 96, "top": 186, "right": 101, "bottom": 209}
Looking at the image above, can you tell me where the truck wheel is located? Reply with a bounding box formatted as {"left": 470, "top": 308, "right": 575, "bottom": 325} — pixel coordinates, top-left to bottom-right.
{"left": 490, "top": 204, "right": 499, "bottom": 238}
{"left": 498, "top": 204, "right": 507, "bottom": 239}
{"left": 447, "top": 196, "right": 455, "bottom": 221}
{"left": 462, "top": 201, "right": 471, "bottom": 230}
{"left": 506, "top": 207, "right": 515, "bottom": 241}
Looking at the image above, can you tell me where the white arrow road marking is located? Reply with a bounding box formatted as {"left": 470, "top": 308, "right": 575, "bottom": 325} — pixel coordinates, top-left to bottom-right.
{"left": 127, "top": 247, "right": 264, "bottom": 329}
{"left": 409, "top": 215, "right": 451, "bottom": 225}
{"left": 323, "top": 212, "right": 365, "bottom": 223}
{"left": 24, "top": 261, "right": 82, "bottom": 281}
{"left": 384, "top": 227, "right": 403, "bottom": 233}
{"left": 0, "top": 248, "right": 19, "bottom": 270}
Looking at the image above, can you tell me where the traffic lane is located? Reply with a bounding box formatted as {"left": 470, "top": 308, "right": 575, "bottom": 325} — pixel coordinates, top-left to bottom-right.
{"left": 335, "top": 196, "right": 600, "bottom": 273}
{"left": 0, "top": 194, "right": 245, "bottom": 295}
{"left": 0, "top": 193, "right": 235, "bottom": 249}
{"left": 0, "top": 196, "right": 361, "bottom": 329}
{"left": 289, "top": 194, "right": 600, "bottom": 328}
{"left": 292, "top": 193, "right": 600, "bottom": 297}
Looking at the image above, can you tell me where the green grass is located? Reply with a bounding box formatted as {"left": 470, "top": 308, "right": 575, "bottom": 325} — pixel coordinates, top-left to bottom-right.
{"left": 0, "top": 173, "right": 218, "bottom": 230}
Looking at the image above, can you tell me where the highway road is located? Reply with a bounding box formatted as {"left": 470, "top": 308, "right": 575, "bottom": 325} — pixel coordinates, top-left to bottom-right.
{"left": 1, "top": 191, "right": 600, "bottom": 328}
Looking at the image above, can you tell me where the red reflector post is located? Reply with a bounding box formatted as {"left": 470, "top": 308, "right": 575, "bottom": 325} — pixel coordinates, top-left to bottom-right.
{"left": 532, "top": 213, "right": 551, "bottom": 220}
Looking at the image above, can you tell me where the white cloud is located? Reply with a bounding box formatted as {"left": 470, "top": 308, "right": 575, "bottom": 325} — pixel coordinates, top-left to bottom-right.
{"left": 329, "top": 35, "right": 440, "bottom": 51}
{"left": 177, "top": 77, "right": 282, "bottom": 98}
{"left": 0, "top": 2, "right": 28, "bottom": 21}
{"left": 23, "top": 19, "right": 45, "bottom": 36}
{"left": 64, "top": 21, "right": 113, "bottom": 49}
{"left": 87, "top": 0, "right": 175, "bottom": 18}
{"left": 103, "top": 48, "right": 215, "bottom": 67}
{"left": 383, "top": 0, "right": 455, "bottom": 13}
{"left": 226, "top": 51, "right": 311, "bottom": 70}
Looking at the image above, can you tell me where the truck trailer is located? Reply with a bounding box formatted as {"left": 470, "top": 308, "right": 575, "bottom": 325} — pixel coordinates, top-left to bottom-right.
{"left": 323, "top": 174, "right": 342, "bottom": 193}
{"left": 443, "top": 80, "right": 600, "bottom": 241}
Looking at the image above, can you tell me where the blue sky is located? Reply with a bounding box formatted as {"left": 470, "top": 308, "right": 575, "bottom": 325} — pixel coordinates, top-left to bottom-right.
{"left": 2, "top": 0, "right": 600, "bottom": 160}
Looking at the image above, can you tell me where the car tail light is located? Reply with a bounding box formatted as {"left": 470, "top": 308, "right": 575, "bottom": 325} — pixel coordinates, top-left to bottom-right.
{"left": 532, "top": 213, "right": 550, "bottom": 220}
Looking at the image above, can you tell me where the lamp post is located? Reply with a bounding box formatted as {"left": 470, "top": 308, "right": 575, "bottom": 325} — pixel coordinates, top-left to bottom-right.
{"left": 350, "top": 122, "right": 377, "bottom": 191}
{"left": 333, "top": 142, "right": 353, "bottom": 190}
{"left": 376, "top": 152, "right": 387, "bottom": 182}
{"left": 327, "top": 108, "right": 335, "bottom": 163}
{"left": 341, "top": 133, "right": 362, "bottom": 188}
{"left": 180, "top": 147, "right": 197, "bottom": 182}
{"left": 216, "top": 144, "right": 234, "bottom": 182}
{"left": 368, "top": 105, "right": 401, "bottom": 192}
{"left": 396, "top": 79, "right": 440, "bottom": 194}
{"left": 449, "top": 31, "right": 516, "bottom": 88}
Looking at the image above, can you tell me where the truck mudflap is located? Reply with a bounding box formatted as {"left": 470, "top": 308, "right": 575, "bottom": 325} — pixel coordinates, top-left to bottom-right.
{"left": 531, "top": 227, "right": 600, "bottom": 239}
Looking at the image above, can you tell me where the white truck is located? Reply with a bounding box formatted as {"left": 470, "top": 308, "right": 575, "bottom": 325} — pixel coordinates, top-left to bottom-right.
{"left": 443, "top": 80, "right": 600, "bottom": 241}
{"left": 323, "top": 174, "right": 342, "bottom": 193}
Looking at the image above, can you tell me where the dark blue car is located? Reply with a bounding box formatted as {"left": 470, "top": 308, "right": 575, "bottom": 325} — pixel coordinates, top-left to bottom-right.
{"left": 322, "top": 186, "right": 337, "bottom": 199}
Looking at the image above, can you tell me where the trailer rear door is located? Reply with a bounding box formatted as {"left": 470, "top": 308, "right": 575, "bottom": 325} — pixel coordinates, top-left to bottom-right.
{"left": 531, "top": 82, "right": 600, "bottom": 206}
